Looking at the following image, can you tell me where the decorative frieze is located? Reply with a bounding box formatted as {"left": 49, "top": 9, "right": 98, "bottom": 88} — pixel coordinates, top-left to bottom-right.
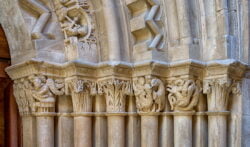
{"left": 98, "top": 79, "right": 132, "bottom": 112}
{"left": 167, "top": 79, "right": 202, "bottom": 111}
{"left": 133, "top": 76, "right": 165, "bottom": 112}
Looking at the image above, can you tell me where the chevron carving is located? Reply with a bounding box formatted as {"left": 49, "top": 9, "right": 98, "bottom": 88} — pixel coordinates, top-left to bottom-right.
{"left": 126, "top": 0, "right": 164, "bottom": 51}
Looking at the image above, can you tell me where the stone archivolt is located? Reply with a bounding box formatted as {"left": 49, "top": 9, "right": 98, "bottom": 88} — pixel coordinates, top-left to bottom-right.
{"left": 167, "top": 79, "right": 202, "bottom": 111}
{"left": 20, "top": 0, "right": 54, "bottom": 39}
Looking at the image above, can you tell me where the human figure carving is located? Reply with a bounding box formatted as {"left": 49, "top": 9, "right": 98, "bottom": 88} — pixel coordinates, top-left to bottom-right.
{"left": 28, "top": 75, "right": 64, "bottom": 112}
{"left": 133, "top": 77, "right": 165, "bottom": 112}
{"left": 55, "top": 0, "right": 89, "bottom": 41}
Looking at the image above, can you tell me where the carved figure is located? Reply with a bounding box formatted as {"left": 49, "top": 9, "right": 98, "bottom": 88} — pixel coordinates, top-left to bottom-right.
{"left": 133, "top": 77, "right": 165, "bottom": 112}
{"left": 151, "top": 78, "right": 165, "bottom": 112}
{"left": 28, "top": 75, "right": 64, "bottom": 112}
{"left": 54, "top": 0, "right": 91, "bottom": 41}
{"left": 167, "top": 79, "right": 201, "bottom": 111}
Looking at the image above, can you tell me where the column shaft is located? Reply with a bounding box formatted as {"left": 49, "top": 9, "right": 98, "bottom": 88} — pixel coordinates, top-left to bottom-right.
{"left": 208, "top": 115, "right": 227, "bottom": 147}
{"left": 58, "top": 116, "right": 74, "bottom": 147}
{"left": 36, "top": 116, "right": 54, "bottom": 147}
{"left": 127, "top": 96, "right": 140, "bottom": 147}
{"left": 22, "top": 116, "right": 36, "bottom": 147}
{"left": 94, "top": 95, "right": 107, "bottom": 147}
{"left": 74, "top": 116, "right": 92, "bottom": 147}
{"left": 141, "top": 115, "right": 159, "bottom": 147}
{"left": 194, "top": 115, "right": 207, "bottom": 147}
{"left": 108, "top": 116, "right": 125, "bottom": 147}
{"left": 174, "top": 115, "right": 192, "bottom": 147}
{"left": 160, "top": 115, "right": 174, "bottom": 147}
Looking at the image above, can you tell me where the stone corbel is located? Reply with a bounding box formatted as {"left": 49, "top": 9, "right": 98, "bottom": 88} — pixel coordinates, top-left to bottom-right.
{"left": 133, "top": 76, "right": 166, "bottom": 113}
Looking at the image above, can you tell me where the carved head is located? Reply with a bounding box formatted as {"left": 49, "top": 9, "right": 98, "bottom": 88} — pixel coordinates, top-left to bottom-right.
{"left": 138, "top": 77, "right": 145, "bottom": 85}
{"left": 28, "top": 75, "right": 45, "bottom": 89}
{"left": 151, "top": 78, "right": 160, "bottom": 87}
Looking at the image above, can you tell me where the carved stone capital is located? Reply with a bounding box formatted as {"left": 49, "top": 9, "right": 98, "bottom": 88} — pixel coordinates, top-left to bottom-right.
{"left": 98, "top": 79, "right": 132, "bottom": 112}
{"left": 65, "top": 78, "right": 96, "bottom": 112}
{"left": 13, "top": 75, "right": 65, "bottom": 114}
{"left": 133, "top": 76, "right": 165, "bottom": 112}
{"left": 167, "top": 79, "right": 202, "bottom": 111}
{"left": 203, "top": 78, "right": 237, "bottom": 111}
{"left": 13, "top": 78, "right": 33, "bottom": 115}
{"left": 29, "top": 75, "right": 65, "bottom": 113}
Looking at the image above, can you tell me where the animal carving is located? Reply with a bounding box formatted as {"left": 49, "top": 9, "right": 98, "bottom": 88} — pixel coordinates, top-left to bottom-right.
{"left": 167, "top": 79, "right": 201, "bottom": 111}
{"left": 151, "top": 78, "right": 165, "bottom": 112}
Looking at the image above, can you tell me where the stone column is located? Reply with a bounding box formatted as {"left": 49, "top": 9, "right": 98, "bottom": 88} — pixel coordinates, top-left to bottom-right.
{"left": 173, "top": 111, "right": 194, "bottom": 147}
{"left": 140, "top": 114, "right": 159, "bottom": 147}
{"left": 28, "top": 75, "right": 64, "bottom": 147}
{"left": 126, "top": 96, "right": 140, "bottom": 147}
{"left": 21, "top": 115, "right": 37, "bottom": 147}
{"left": 193, "top": 94, "right": 207, "bottom": 147}
{"left": 13, "top": 79, "right": 37, "bottom": 147}
{"left": 133, "top": 76, "right": 166, "bottom": 147}
{"left": 57, "top": 95, "right": 73, "bottom": 147}
{"left": 36, "top": 112, "right": 55, "bottom": 147}
{"left": 204, "top": 78, "right": 235, "bottom": 147}
{"left": 160, "top": 110, "right": 173, "bottom": 147}
{"left": 94, "top": 95, "right": 107, "bottom": 147}
{"left": 167, "top": 79, "right": 202, "bottom": 147}
{"left": 99, "top": 79, "right": 131, "bottom": 147}
{"left": 66, "top": 79, "right": 95, "bottom": 147}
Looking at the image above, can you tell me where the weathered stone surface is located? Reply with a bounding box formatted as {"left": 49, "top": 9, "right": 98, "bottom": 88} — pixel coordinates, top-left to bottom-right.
{"left": 1, "top": 0, "right": 250, "bottom": 146}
